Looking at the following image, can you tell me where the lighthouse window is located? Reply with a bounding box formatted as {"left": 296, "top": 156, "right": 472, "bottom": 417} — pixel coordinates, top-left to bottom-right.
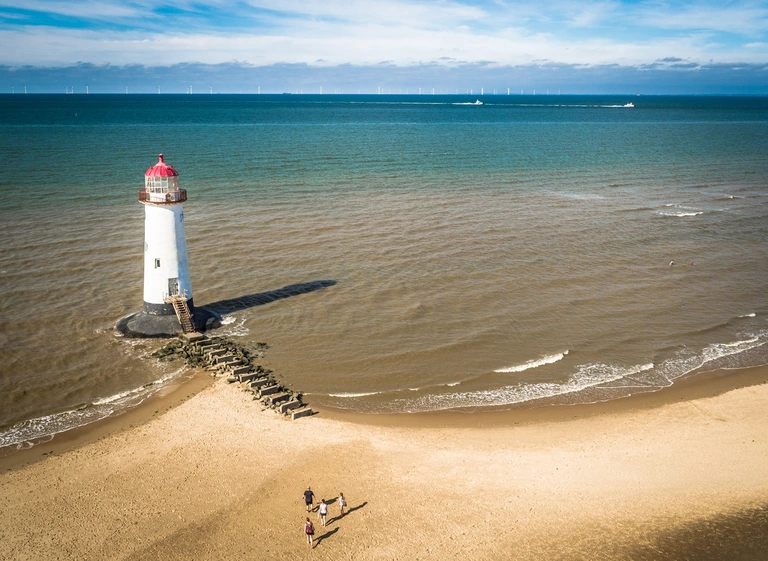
{"left": 154, "top": 258, "right": 161, "bottom": 268}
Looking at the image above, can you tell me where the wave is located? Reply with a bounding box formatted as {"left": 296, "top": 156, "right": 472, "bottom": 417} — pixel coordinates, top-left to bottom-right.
{"left": 659, "top": 211, "right": 704, "bottom": 217}
{"left": 0, "top": 367, "right": 188, "bottom": 449}
{"left": 323, "top": 375, "right": 477, "bottom": 399}
{"left": 617, "top": 206, "right": 655, "bottom": 213}
{"left": 659, "top": 203, "right": 704, "bottom": 217}
{"left": 643, "top": 333, "right": 767, "bottom": 390}
{"left": 490, "top": 103, "right": 634, "bottom": 109}
{"left": 393, "top": 361, "right": 655, "bottom": 413}
{"left": 495, "top": 351, "right": 569, "bottom": 373}
{"left": 217, "top": 315, "right": 249, "bottom": 337}
{"left": 356, "top": 331, "right": 767, "bottom": 413}
{"left": 326, "top": 391, "right": 385, "bottom": 398}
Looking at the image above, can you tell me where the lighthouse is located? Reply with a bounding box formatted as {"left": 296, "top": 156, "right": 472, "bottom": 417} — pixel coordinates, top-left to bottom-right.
{"left": 117, "top": 154, "right": 219, "bottom": 337}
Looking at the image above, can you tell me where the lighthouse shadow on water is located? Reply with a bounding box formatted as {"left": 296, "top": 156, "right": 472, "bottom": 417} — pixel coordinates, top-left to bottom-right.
{"left": 205, "top": 280, "right": 337, "bottom": 316}
{"left": 116, "top": 154, "right": 221, "bottom": 338}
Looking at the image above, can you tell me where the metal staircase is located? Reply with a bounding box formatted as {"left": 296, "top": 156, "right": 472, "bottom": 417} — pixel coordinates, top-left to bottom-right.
{"left": 166, "top": 295, "right": 195, "bottom": 333}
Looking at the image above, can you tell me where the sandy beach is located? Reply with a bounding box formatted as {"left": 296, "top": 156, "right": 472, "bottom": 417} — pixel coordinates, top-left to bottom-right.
{"left": 2, "top": 366, "right": 768, "bottom": 561}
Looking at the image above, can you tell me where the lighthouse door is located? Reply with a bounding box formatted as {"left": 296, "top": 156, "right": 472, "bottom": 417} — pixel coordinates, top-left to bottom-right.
{"left": 168, "top": 278, "right": 180, "bottom": 297}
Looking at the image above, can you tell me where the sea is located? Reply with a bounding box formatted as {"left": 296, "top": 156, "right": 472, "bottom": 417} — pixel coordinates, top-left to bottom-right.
{"left": 1, "top": 93, "right": 767, "bottom": 448}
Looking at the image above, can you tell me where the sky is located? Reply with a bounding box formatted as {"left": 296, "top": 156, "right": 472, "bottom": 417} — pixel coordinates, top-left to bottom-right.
{"left": 1, "top": 0, "right": 767, "bottom": 93}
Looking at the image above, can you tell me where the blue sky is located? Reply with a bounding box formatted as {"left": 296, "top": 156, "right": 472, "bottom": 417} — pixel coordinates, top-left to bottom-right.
{"left": 1, "top": 0, "right": 767, "bottom": 93}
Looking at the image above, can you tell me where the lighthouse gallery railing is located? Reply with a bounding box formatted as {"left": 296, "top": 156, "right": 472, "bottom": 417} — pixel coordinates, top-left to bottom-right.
{"left": 138, "top": 189, "right": 187, "bottom": 204}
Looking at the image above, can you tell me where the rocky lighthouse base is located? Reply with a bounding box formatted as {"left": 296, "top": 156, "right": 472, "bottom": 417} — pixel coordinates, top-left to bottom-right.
{"left": 116, "top": 304, "right": 221, "bottom": 338}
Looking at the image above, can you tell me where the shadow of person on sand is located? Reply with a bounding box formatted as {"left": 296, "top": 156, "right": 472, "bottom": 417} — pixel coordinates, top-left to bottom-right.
{"left": 202, "top": 280, "right": 337, "bottom": 315}
{"left": 347, "top": 502, "right": 367, "bottom": 515}
{"left": 314, "top": 527, "right": 339, "bottom": 548}
{"left": 328, "top": 501, "right": 367, "bottom": 525}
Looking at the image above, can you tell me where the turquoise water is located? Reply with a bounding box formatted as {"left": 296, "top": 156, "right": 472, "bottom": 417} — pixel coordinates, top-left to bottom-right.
{"left": 1, "top": 94, "right": 767, "bottom": 444}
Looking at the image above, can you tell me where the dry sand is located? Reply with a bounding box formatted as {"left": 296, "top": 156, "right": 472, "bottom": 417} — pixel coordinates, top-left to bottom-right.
{"left": 2, "top": 366, "right": 768, "bottom": 560}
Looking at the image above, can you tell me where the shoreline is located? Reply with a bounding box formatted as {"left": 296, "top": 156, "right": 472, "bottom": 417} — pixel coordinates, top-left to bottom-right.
{"left": 1, "top": 363, "right": 767, "bottom": 559}
{"left": 0, "top": 370, "right": 214, "bottom": 472}
{"left": 2, "top": 362, "right": 767, "bottom": 471}
{"left": 318, "top": 362, "right": 768, "bottom": 428}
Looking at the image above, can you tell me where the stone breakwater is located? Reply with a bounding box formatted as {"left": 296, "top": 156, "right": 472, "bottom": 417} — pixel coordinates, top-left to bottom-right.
{"left": 151, "top": 333, "right": 314, "bottom": 420}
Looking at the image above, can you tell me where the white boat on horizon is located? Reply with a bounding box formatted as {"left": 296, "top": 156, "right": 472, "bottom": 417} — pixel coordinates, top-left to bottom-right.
{"left": 473, "top": 99, "right": 483, "bottom": 105}
{"left": 623, "top": 102, "right": 635, "bottom": 108}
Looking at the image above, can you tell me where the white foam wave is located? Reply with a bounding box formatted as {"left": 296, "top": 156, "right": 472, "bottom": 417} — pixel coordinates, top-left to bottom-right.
{"left": 92, "top": 387, "right": 145, "bottom": 405}
{"left": 643, "top": 333, "right": 767, "bottom": 391}
{"left": 721, "top": 336, "right": 759, "bottom": 348}
{"left": 91, "top": 367, "right": 186, "bottom": 405}
{"left": 218, "top": 315, "right": 249, "bottom": 337}
{"left": 0, "top": 367, "right": 189, "bottom": 449}
{"left": 659, "top": 211, "right": 703, "bottom": 217}
{"left": 397, "top": 360, "right": 655, "bottom": 413}
{"left": 495, "top": 351, "right": 569, "bottom": 373}
{"left": 376, "top": 332, "right": 767, "bottom": 413}
{"left": 326, "top": 391, "right": 384, "bottom": 398}
{"left": 325, "top": 378, "right": 468, "bottom": 398}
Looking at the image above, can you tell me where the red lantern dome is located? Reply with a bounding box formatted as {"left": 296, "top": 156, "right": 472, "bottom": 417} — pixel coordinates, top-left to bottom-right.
{"left": 140, "top": 154, "right": 186, "bottom": 204}
{"left": 145, "top": 154, "right": 179, "bottom": 177}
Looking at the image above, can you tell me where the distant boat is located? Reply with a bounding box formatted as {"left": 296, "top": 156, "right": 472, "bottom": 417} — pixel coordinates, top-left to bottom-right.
{"left": 473, "top": 100, "right": 483, "bottom": 105}
{"left": 623, "top": 102, "right": 635, "bottom": 108}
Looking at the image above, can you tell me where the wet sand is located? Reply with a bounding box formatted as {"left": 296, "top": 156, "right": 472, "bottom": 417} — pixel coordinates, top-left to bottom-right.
{"left": 1, "top": 365, "right": 768, "bottom": 560}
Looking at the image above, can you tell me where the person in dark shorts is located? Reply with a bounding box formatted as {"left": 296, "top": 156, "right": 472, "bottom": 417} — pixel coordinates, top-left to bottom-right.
{"left": 304, "top": 517, "right": 315, "bottom": 548}
{"left": 318, "top": 498, "right": 328, "bottom": 526}
{"left": 303, "top": 486, "right": 315, "bottom": 512}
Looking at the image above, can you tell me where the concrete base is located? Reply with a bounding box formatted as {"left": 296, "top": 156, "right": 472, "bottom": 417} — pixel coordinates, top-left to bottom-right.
{"left": 116, "top": 306, "right": 221, "bottom": 338}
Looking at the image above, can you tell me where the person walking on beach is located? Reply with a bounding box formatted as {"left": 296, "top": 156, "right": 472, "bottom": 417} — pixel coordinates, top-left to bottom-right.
{"left": 304, "top": 517, "right": 315, "bottom": 548}
{"left": 338, "top": 492, "right": 346, "bottom": 516}
{"left": 318, "top": 498, "right": 328, "bottom": 527}
{"left": 303, "top": 486, "right": 315, "bottom": 512}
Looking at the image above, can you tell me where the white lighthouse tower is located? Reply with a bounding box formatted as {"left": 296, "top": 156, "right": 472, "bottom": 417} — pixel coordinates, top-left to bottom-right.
{"left": 141, "top": 154, "right": 192, "bottom": 316}
{"left": 117, "top": 154, "right": 219, "bottom": 337}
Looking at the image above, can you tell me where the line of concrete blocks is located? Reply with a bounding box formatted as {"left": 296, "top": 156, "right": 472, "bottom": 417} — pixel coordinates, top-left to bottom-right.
{"left": 184, "top": 339, "right": 253, "bottom": 379}
{"left": 212, "top": 353, "right": 238, "bottom": 365}
{"left": 180, "top": 332, "right": 206, "bottom": 344}
{"left": 279, "top": 399, "right": 302, "bottom": 413}
{"left": 291, "top": 407, "right": 313, "bottom": 420}
{"left": 248, "top": 377, "right": 271, "bottom": 389}
{"left": 258, "top": 384, "right": 281, "bottom": 397}
{"left": 179, "top": 337, "right": 263, "bottom": 384}
{"left": 266, "top": 392, "right": 291, "bottom": 405}
{"left": 185, "top": 336, "right": 315, "bottom": 421}
{"left": 264, "top": 390, "right": 313, "bottom": 419}
{"left": 243, "top": 378, "right": 314, "bottom": 419}
{"left": 190, "top": 338, "right": 214, "bottom": 350}
{"left": 205, "top": 348, "right": 227, "bottom": 360}
{"left": 209, "top": 350, "right": 255, "bottom": 379}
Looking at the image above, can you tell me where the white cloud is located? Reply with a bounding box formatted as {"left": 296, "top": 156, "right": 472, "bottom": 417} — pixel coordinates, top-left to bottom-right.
{"left": 3, "top": 20, "right": 766, "bottom": 69}
{"left": 246, "top": 0, "right": 488, "bottom": 28}
{"left": 633, "top": 2, "right": 768, "bottom": 36}
{"left": 0, "top": 0, "right": 142, "bottom": 20}
{"left": 0, "top": 0, "right": 767, "bottom": 68}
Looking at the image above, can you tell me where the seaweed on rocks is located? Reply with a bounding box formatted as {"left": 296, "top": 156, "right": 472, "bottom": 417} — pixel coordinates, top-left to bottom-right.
{"left": 148, "top": 335, "right": 309, "bottom": 418}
